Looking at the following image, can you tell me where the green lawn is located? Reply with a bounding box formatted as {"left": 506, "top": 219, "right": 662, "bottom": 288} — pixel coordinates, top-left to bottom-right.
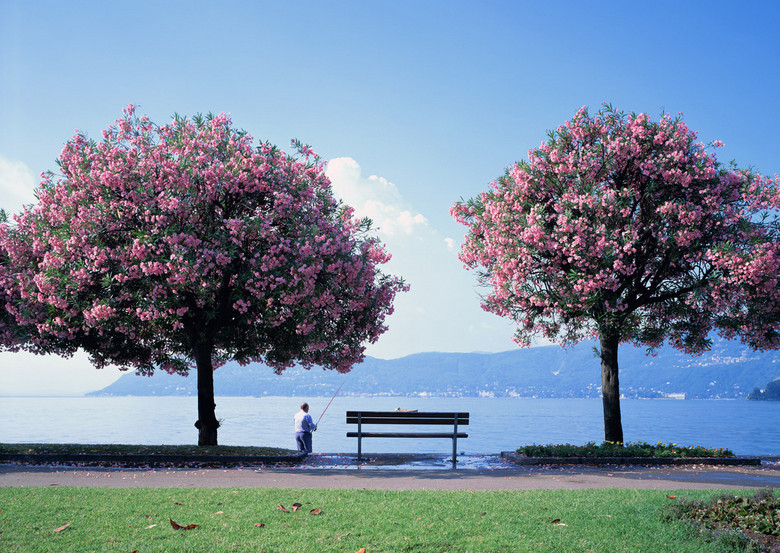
{"left": 0, "top": 487, "right": 747, "bottom": 552}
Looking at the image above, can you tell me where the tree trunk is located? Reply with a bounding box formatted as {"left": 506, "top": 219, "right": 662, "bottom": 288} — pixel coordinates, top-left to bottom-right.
{"left": 194, "top": 341, "right": 219, "bottom": 446}
{"left": 599, "top": 331, "right": 624, "bottom": 444}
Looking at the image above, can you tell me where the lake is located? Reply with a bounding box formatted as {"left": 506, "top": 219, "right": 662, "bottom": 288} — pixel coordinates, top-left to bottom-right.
{"left": 1, "top": 396, "right": 777, "bottom": 455}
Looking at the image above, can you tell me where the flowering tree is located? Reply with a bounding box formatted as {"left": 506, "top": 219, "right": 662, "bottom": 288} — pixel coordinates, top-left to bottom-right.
{"left": 0, "top": 221, "right": 25, "bottom": 350}
{"left": 452, "top": 104, "right": 780, "bottom": 443}
{"left": 3, "top": 105, "right": 406, "bottom": 445}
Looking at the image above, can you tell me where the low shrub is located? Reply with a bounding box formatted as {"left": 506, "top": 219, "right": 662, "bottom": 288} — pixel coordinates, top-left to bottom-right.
{"left": 662, "top": 488, "right": 780, "bottom": 552}
{"left": 516, "top": 441, "right": 734, "bottom": 458}
{"left": 0, "top": 443, "right": 295, "bottom": 456}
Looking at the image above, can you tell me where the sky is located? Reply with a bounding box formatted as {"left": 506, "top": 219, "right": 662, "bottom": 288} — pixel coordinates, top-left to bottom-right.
{"left": 1, "top": 0, "right": 779, "bottom": 395}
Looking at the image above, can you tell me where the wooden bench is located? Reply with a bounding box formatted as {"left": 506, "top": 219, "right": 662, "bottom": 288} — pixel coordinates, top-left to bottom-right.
{"left": 346, "top": 411, "right": 469, "bottom": 467}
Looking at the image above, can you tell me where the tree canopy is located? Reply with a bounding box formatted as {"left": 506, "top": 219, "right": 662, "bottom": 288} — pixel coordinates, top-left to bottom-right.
{"left": 452, "top": 104, "right": 780, "bottom": 442}
{"left": 1, "top": 105, "right": 406, "bottom": 444}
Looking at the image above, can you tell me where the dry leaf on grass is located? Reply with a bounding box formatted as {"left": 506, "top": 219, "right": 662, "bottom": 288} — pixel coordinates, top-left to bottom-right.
{"left": 170, "top": 518, "right": 199, "bottom": 530}
{"left": 145, "top": 524, "right": 157, "bottom": 529}
{"left": 254, "top": 523, "right": 265, "bottom": 527}
{"left": 292, "top": 503, "right": 303, "bottom": 512}
{"left": 310, "top": 508, "right": 322, "bottom": 515}
{"left": 53, "top": 523, "right": 71, "bottom": 533}
{"left": 356, "top": 549, "right": 367, "bottom": 553}
{"left": 278, "top": 504, "right": 289, "bottom": 512}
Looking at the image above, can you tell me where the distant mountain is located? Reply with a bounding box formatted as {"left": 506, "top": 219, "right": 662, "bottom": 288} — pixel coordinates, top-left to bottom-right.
{"left": 747, "top": 378, "right": 780, "bottom": 400}
{"left": 88, "top": 337, "right": 780, "bottom": 399}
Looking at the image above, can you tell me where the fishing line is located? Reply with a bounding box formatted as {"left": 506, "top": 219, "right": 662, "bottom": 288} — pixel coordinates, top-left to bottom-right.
{"left": 315, "top": 379, "right": 347, "bottom": 426}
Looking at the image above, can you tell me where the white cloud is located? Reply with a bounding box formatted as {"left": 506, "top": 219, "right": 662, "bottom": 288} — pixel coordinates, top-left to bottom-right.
{"left": 326, "top": 157, "right": 517, "bottom": 359}
{"left": 327, "top": 158, "right": 428, "bottom": 236}
{"left": 0, "top": 155, "right": 37, "bottom": 213}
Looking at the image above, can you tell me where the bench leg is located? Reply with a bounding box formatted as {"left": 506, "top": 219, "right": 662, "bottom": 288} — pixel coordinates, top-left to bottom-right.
{"left": 452, "top": 416, "right": 459, "bottom": 468}
{"left": 357, "top": 414, "right": 362, "bottom": 462}
{"left": 452, "top": 435, "right": 457, "bottom": 468}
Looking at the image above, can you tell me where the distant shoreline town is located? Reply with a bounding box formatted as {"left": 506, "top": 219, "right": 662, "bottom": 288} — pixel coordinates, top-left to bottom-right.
{"left": 87, "top": 338, "right": 780, "bottom": 401}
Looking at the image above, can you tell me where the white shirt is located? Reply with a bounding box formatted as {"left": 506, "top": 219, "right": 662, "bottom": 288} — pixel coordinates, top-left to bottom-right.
{"left": 294, "top": 410, "right": 316, "bottom": 433}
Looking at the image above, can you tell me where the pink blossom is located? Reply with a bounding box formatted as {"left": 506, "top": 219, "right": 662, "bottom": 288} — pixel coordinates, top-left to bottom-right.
{"left": 1, "top": 106, "right": 407, "bottom": 445}
{"left": 452, "top": 102, "right": 780, "bottom": 356}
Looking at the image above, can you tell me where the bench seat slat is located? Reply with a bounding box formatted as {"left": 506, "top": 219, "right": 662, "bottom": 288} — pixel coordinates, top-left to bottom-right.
{"left": 346, "top": 417, "right": 468, "bottom": 425}
{"left": 346, "top": 411, "right": 468, "bottom": 418}
{"left": 346, "top": 432, "right": 468, "bottom": 439}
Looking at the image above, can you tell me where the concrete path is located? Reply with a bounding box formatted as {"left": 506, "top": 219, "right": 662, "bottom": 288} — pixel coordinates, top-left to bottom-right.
{"left": 2, "top": 455, "right": 779, "bottom": 491}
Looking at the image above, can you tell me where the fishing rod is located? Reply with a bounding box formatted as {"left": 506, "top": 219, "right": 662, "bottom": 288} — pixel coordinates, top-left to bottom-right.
{"left": 315, "top": 380, "right": 346, "bottom": 427}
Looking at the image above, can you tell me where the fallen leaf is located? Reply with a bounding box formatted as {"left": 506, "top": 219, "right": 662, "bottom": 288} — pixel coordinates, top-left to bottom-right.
{"left": 145, "top": 524, "right": 157, "bottom": 529}
{"left": 214, "top": 510, "right": 224, "bottom": 515}
{"left": 174, "top": 502, "right": 184, "bottom": 506}
{"left": 254, "top": 523, "right": 265, "bottom": 527}
{"left": 555, "top": 523, "right": 568, "bottom": 527}
{"left": 310, "top": 508, "right": 322, "bottom": 515}
{"left": 667, "top": 495, "right": 677, "bottom": 499}
{"left": 170, "top": 518, "right": 199, "bottom": 530}
{"left": 356, "top": 549, "right": 367, "bottom": 553}
{"left": 551, "top": 519, "right": 561, "bottom": 524}
{"left": 292, "top": 502, "right": 303, "bottom": 512}
{"left": 53, "top": 523, "right": 71, "bottom": 533}
{"left": 278, "top": 504, "right": 289, "bottom": 512}
{"left": 480, "top": 512, "right": 486, "bottom": 516}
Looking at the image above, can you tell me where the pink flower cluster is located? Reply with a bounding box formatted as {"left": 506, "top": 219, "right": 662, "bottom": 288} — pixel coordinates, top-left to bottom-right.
{"left": 1, "top": 106, "right": 407, "bottom": 375}
{"left": 452, "top": 104, "right": 780, "bottom": 353}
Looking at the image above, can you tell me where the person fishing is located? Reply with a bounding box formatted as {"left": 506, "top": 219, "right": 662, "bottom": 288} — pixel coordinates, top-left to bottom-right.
{"left": 294, "top": 402, "right": 317, "bottom": 454}
{"left": 294, "top": 382, "right": 346, "bottom": 454}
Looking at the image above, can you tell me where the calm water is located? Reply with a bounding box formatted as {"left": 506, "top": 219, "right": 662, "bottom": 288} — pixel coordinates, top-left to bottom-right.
{"left": 1, "top": 396, "right": 778, "bottom": 455}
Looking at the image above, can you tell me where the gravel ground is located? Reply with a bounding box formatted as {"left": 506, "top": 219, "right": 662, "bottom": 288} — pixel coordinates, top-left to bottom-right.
{"left": 2, "top": 454, "right": 778, "bottom": 490}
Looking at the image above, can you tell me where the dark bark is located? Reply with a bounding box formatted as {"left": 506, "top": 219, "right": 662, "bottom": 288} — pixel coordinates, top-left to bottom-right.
{"left": 193, "top": 341, "right": 219, "bottom": 445}
{"left": 599, "top": 331, "right": 624, "bottom": 444}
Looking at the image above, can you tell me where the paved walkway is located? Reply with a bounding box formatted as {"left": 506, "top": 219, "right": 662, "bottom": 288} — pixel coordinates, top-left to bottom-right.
{"left": 2, "top": 454, "right": 779, "bottom": 490}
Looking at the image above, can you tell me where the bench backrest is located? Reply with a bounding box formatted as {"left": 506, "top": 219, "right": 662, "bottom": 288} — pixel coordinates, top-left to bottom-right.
{"left": 346, "top": 411, "right": 469, "bottom": 425}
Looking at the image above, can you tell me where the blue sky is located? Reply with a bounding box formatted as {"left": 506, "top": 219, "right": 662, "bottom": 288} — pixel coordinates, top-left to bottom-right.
{"left": 1, "top": 0, "right": 779, "bottom": 394}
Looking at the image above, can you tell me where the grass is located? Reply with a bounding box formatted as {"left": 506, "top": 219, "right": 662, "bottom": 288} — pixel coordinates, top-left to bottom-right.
{"left": 516, "top": 441, "right": 735, "bottom": 458}
{"left": 0, "top": 443, "right": 296, "bottom": 456}
{"left": 0, "top": 487, "right": 755, "bottom": 552}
